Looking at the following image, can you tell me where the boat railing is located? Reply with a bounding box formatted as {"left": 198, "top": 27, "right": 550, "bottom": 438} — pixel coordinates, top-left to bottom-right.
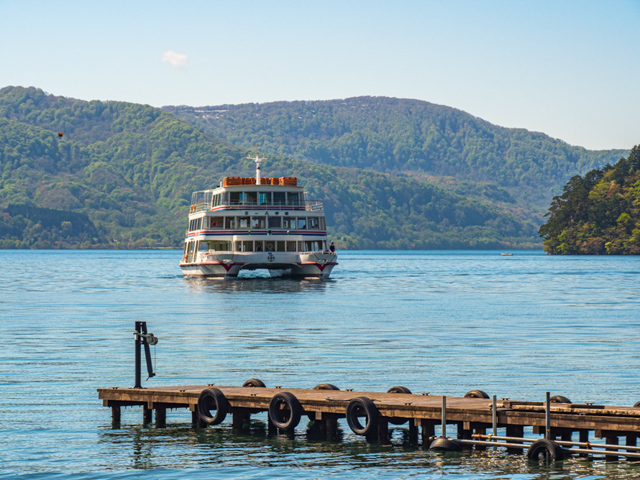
{"left": 190, "top": 202, "right": 210, "bottom": 213}
{"left": 305, "top": 200, "right": 324, "bottom": 212}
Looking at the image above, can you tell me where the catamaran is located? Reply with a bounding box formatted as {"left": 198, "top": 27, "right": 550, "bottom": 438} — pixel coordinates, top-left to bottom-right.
{"left": 180, "top": 155, "right": 338, "bottom": 278}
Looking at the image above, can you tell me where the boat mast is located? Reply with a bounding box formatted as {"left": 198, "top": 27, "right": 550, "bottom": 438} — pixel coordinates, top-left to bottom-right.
{"left": 248, "top": 152, "right": 264, "bottom": 185}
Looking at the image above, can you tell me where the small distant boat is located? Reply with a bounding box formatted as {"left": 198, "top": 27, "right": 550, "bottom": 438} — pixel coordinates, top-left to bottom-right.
{"left": 501, "top": 253, "right": 514, "bottom": 256}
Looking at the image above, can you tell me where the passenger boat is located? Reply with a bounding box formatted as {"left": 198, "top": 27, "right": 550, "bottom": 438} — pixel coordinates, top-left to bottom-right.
{"left": 180, "top": 155, "right": 338, "bottom": 278}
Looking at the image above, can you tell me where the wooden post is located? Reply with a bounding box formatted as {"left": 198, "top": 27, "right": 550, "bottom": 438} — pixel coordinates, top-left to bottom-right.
{"left": 156, "top": 407, "right": 166, "bottom": 428}
{"left": 579, "top": 430, "right": 590, "bottom": 457}
{"left": 143, "top": 405, "right": 152, "bottom": 425}
{"left": 111, "top": 405, "right": 121, "bottom": 427}
{"left": 506, "top": 425, "right": 524, "bottom": 453}
{"left": 605, "top": 434, "right": 619, "bottom": 461}
{"left": 325, "top": 414, "right": 339, "bottom": 441}
{"left": 232, "top": 411, "right": 251, "bottom": 430}
{"left": 474, "top": 425, "right": 487, "bottom": 451}
{"left": 421, "top": 419, "right": 436, "bottom": 447}
{"left": 408, "top": 419, "right": 419, "bottom": 445}
{"left": 267, "top": 416, "right": 277, "bottom": 435}
{"left": 376, "top": 420, "right": 389, "bottom": 444}
{"left": 191, "top": 410, "right": 199, "bottom": 427}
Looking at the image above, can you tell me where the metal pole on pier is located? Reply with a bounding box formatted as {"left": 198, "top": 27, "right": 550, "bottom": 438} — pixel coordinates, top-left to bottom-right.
{"left": 441, "top": 396, "right": 447, "bottom": 437}
{"left": 545, "top": 391, "right": 551, "bottom": 440}
{"left": 134, "top": 321, "right": 158, "bottom": 389}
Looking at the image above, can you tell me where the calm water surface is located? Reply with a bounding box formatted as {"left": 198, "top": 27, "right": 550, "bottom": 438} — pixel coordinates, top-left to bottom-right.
{"left": 2, "top": 250, "right": 640, "bottom": 479}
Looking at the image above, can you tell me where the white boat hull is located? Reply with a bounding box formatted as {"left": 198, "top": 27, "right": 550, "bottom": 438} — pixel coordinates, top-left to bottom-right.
{"left": 180, "top": 251, "right": 338, "bottom": 278}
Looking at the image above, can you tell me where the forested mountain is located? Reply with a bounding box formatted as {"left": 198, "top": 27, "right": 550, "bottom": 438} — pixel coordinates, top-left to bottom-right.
{"left": 0, "top": 86, "right": 539, "bottom": 249}
{"left": 165, "top": 98, "right": 625, "bottom": 216}
{"left": 539, "top": 146, "right": 640, "bottom": 254}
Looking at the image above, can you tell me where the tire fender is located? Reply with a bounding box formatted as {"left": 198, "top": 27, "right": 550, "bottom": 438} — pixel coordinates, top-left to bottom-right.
{"left": 268, "top": 392, "right": 302, "bottom": 431}
{"left": 527, "top": 439, "right": 564, "bottom": 462}
{"left": 464, "top": 390, "right": 490, "bottom": 399}
{"left": 197, "top": 387, "right": 230, "bottom": 426}
{"left": 346, "top": 396, "right": 379, "bottom": 436}
{"left": 243, "top": 378, "right": 266, "bottom": 388}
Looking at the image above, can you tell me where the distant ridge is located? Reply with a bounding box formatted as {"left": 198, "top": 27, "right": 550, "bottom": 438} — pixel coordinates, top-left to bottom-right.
{"left": 0, "top": 86, "right": 602, "bottom": 249}
{"left": 165, "top": 97, "right": 626, "bottom": 216}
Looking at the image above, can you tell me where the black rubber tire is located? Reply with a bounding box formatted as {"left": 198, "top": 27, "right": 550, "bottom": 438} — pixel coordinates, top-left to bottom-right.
{"left": 429, "top": 437, "right": 463, "bottom": 452}
{"left": 346, "top": 397, "right": 379, "bottom": 436}
{"left": 550, "top": 395, "right": 571, "bottom": 404}
{"left": 387, "top": 386, "right": 412, "bottom": 394}
{"left": 242, "top": 378, "right": 266, "bottom": 388}
{"left": 197, "top": 387, "right": 229, "bottom": 426}
{"left": 313, "top": 383, "right": 340, "bottom": 390}
{"left": 464, "top": 390, "right": 490, "bottom": 399}
{"left": 268, "top": 392, "right": 302, "bottom": 431}
{"left": 308, "top": 384, "right": 340, "bottom": 421}
{"left": 527, "top": 439, "right": 564, "bottom": 462}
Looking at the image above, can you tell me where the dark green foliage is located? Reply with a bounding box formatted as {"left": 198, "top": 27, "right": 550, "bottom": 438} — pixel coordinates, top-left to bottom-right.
{"left": 539, "top": 146, "right": 640, "bottom": 254}
{"left": 0, "top": 204, "right": 103, "bottom": 248}
{"left": 165, "top": 97, "right": 625, "bottom": 214}
{"left": 0, "top": 86, "right": 540, "bottom": 249}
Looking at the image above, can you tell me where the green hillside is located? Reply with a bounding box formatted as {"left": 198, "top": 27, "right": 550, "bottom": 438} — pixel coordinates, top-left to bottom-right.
{"left": 0, "top": 86, "right": 538, "bottom": 249}
{"left": 165, "top": 98, "right": 626, "bottom": 216}
{"left": 539, "top": 146, "right": 640, "bottom": 254}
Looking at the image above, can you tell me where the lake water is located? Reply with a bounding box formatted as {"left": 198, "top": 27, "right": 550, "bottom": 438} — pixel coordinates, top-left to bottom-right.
{"left": 2, "top": 249, "right": 640, "bottom": 479}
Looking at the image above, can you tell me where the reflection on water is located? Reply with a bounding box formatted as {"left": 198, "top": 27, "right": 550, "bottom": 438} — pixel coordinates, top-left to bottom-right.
{"left": 96, "top": 420, "right": 640, "bottom": 479}
{"left": 183, "top": 276, "right": 332, "bottom": 294}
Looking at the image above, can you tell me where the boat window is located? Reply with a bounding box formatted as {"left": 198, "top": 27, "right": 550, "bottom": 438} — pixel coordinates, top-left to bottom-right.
{"left": 222, "top": 192, "right": 229, "bottom": 205}
{"left": 308, "top": 217, "right": 319, "bottom": 229}
{"left": 258, "top": 192, "right": 271, "bottom": 205}
{"left": 234, "top": 241, "right": 242, "bottom": 252}
{"left": 225, "top": 216, "right": 236, "bottom": 229}
{"left": 297, "top": 217, "right": 307, "bottom": 229}
{"left": 287, "top": 192, "right": 299, "bottom": 206}
{"left": 198, "top": 241, "right": 209, "bottom": 251}
{"left": 244, "top": 240, "right": 254, "bottom": 252}
{"left": 268, "top": 216, "right": 282, "bottom": 229}
{"left": 283, "top": 217, "right": 295, "bottom": 229}
{"left": 209, "top": 216, "right": 223, "bottom": 229}
{"left": 297, "top": 241, "right": 304, "bottom": 252}
{"left": 251, "top": 217, "right": 266, "bottom": 229}
{"left": 230, "top": 191, "right": 243, "bottom": 205}
{"left": 304, "top": 240, "right": 321, "bottom": 251}
{"left": 265, "top": 241, "right": 275, "bottom": 252}
{"left": 245, "top": 191, "right": 257, "bottom": 205}
{"left": 238, "top": 217, "right": 250, "bottom": 228}
{"left": 273, "top": 191, "right": 286, "bottom": 206}
{"left": 208, "top": 240, "right": 231, "bottom": 252}
{"left": 187, "top": 242, "right": 196, "bottom": 263}
{"left": 189, "top": 217, "right": 202, "bottom": 231}
{"left": 276, "top": 241, "right": 285, "bottom": 252}
{"left": 320, "top": 217, "right": 326, "bottom": 230}
{"left": 213, "top": 194, "right": 222, "bottom": 207}
{"left": 286, "top": 241, "right": 297, "bottom": 252}
{"left": 255, "top": 241, "right": 264, "bottom": 252}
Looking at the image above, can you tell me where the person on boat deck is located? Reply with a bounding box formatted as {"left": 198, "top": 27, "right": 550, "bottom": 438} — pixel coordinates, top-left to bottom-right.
{"left": 329, "top": 241, "right": 335, "bottom": 253}
{"left": 256, "top": 243, "right": 263, "bottom": 251}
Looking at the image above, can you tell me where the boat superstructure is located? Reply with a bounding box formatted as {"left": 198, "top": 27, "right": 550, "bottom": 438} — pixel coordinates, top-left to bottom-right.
{"left": 180, "top": 155, "right": 338, "bottom": 278}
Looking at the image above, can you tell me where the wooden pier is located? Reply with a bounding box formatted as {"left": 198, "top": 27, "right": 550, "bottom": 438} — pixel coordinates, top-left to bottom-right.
{"left": 98, "top": 382, "right": 640, "bottom": 462}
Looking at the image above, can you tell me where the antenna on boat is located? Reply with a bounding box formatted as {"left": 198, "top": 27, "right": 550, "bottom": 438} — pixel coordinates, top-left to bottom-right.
{"left": 248, "top": 150, "right": 264, "bottom": 185}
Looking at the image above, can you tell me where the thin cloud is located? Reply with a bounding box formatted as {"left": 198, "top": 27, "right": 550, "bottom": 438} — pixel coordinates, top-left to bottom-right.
{"left": 162, "top": 50, "right": 189, "bottom": 68}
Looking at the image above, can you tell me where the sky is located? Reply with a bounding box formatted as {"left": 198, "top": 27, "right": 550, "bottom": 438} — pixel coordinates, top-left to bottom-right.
{"left": 1, "top": 0, "right": 638, "bottom": 151}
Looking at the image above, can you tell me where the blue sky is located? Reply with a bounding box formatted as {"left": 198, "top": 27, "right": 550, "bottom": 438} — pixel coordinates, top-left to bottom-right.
{"left": 1, "top": 0, "right": 638, "bottom": 150}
